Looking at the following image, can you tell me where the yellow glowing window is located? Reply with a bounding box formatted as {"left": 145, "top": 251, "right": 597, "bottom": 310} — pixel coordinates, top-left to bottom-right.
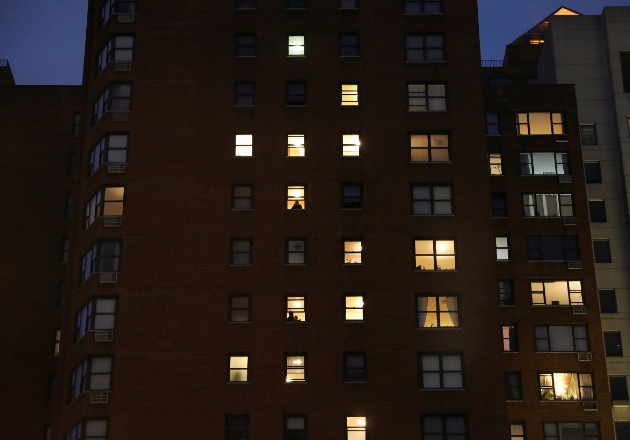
{"left": 228, "top": 355, "right": 249, "bottom": 382}
{"left": 287, "top": 185, "right": 305, "bottom": 209}
{"left": 517, "top": 112, "right": 564, "bottom": 135}
{"left": 539, "top": 373, "right": 593, "bottom": 401}
{"left": 287, "top": 296, "right": 305, "bottom": 321}
{"left": 341, "top": 83, "right": 359, "bottom": 106}
{"left": 415, "top": 240, "right": 455, "bottom": 270}
{"left": 489, "top": 153, "right": 502, "bottom": 175}
{"left": 103, "top": 187, "right": 124, "bottom": 216}
{"left": 529, "top": 38, "right": 544, "bottom": 45}
{"left": 347, "top": 417, "right": 367, "bottom": 440}
{"left": 345, "top": 295, "right": 364, "bottom": 321}
{"left": 343, "top": 240, "right": 362, "bottom": 264}
{"left": 235, "top": 134, "right": 253, "bottom": 156}
{"left": 410, "top": 133, "right": 449, "bottom": 162}
{"left": 417, "top": 295, "right": 459, "bottom": 327}
{"left": 288, "top": 35, "right": 305, "bottom": 56}
{"left": 287, "top": 134, "right": 305, "bottom": 157}
{"left": 530, "top": 280, "right": 583, "bottom": 306}
{"left": 342, "top": 134, "right": 361, "bottom": 156}
{"left": 285, "top": 355, "right": 305, "bottom": 382}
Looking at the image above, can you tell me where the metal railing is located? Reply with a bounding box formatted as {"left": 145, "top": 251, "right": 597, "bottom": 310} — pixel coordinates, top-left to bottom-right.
{"left": 481, "top": 59, "right": 504, "bottom": 68}
{"left": 0, "top": 59, "right": 9, "bottom": 67}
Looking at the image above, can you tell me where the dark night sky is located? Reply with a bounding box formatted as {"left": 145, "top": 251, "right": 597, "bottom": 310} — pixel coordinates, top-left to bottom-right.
{"left": 1, "top": 0, "right": 629, "bottom": 85}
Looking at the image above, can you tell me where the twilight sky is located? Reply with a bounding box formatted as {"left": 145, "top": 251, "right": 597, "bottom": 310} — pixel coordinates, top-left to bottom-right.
{"left": 1, "top": 0, "right": 629, "bottom": 85}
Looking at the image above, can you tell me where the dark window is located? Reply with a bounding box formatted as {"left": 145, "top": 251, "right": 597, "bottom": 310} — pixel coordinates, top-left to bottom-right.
{"left": 419, "top": 353, "right": 464, "bottom": 389}
{"left": 543, "top": 422, "right": 599, "bottom": 440}
{"left": 616, "top": 423, "right": 630, "bottom": 440}
{"left": 523, "top": 193, "right": 574, "bottom": 217}
{"left": 80, "top": 240, "right": 122, "bottom": 282}
{"left": 236, "top": 0, "right": 256, "bottom": 9}
{"left": 579, "top": 124, "right": 597, "bottom": 145}
{"left": 599, "top": 289, "right": 618, "bottom": 313}
{"left": 421, "top": 415, "right": 467, "bottom": 440}
{"left": 502, "top": 325, "right": 518, "bottom": 352}
{"left": 89, "top": 133, "right": 129, "bottom": 175}
{"left": 505, "top": 372, "right": 522, "bottom": 400}
{"left": 284, "top": 415, "right": 307, "bottom": 440}
{"left": 61, "top": 238, "right": 69, "bottom": 263}
{"left": 584, "top": 162, "right": 602, "bottom": 183}
{"left": 225, "top": 415, "right": 249, "bottom": 440}
{"left": 604, "top": 331, "right": 623, "bottom": 356}
{"left": 413, "top": 185, "right": 453, "bottom": 215}
{"left": 287, "top": 0, "right": 306, "bottom": 8}
{"left": 92, "top": 83, "right": 132, "bottom": 124}
{"left": 405, "top": 34, "right": 444, "bottom": 61}
{"left": 486, "top": 112, "right": 500, "bottom": 135}
{"left": 593, "top": 239, "right": 612, "bottom": 263}
{"left": 620, "top": 52, "right": 630, "bottom": 93}
{"left": 232, "top": 185, "right": 253, "bottom": 209}
{"left": 344, "top": 352, "right": 367, "bottom": 382}
{"left": 68, "top": 152, "right": 77, "bottom": 176}
{"left": 235, "top": 34, "right": 256, "bottom": 56}
{"left": 498, "top": 280, "right": 514, "bottom": 306}
{"left": 526, "top": 236, "right": 579, "bottom": 261}
{"left": 287, "top": 82, "right": 306, "bottom": 105}
{"left": 535, "top": 325, "right": 589, "bottom": 352}
{"left": 404, "top": 0, "right": 442, "bottom": 14}
{"left": 490, "top": 193, "right": 506, "bottom": 217}
{"left": 339, "top": 34, "right": 359, "bottom": 56}
{"left": 408, "top": 84, "right": 447, "bottom": 111}
{"left": 610, "top": 376, "right": 629, "bottom": 400}
{"left": 235, "top": 82, "right": 255, "bottom": 106}
{"left": 229, "top": 295, "right": 250, "bottom": 322}
{"left": 588, "top": 200, "right": 607, "bottom": 222}
{"left": 342, "top": 184, "right": 362, "bottom": 209}
{"left": 339, "top": 0, "right": 358, "bottom": 8}
{"left": 75, "top": 297, "right": 117, "bottom": 341}
{"left": 231, "top": 239, "right": 252, "bottom": 265}
{"left": 286, "top": 238, "right": 306, "bottom": 264}
{"left": 488, "top": 73, "right": 513, "bottom": 86}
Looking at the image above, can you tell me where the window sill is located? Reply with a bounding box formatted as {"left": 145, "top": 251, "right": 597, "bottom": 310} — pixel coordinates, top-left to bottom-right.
{"left": 343, "top": 263, "right": 365, "bottom": 266}
{"left": 405, "top": 60, "right": 447, "bottom": 64}
{"left": 344, "top": 381, "right": 367, "bottom": 384}
{"left": 287, "top": 56, "right": 306, "bottom": 58}
{"left": 407, "top": 110, "right": 449, "bottom": 113}
{"left": 417, "top": 327, "right": 461, "bottom": 330}
{"left": 234, "top": 105, "right": 255, "bottom": 108}
{"left": 231, "top": 208, "right": 253, "bottom": 211}
{"left": 235, "top": 55, "right": 256, "bottom": 58}
{"left": 414, "top": 269, "right": 457, "bottom": 273}
{"left": 344, "top": 320, "right": 365, "bottom": 323}
{"left": 339, "top": 55, "right": 360, "bottom": 58}
{"left": 227, "top": 381, "right": 250, "bottom": 384}
{"left": 403, "top": 13, "right": 445, "bottom": 16}
{"left": 285, "top": 263, "right": 307, "bottom": 266}
{"left": 228, "top": 321, "right": 251, "bottom": 324}
{"left": 229, "top": 264, "right": 253, "bottom": 267}
{"left": 412, "top": 214, "right": 455, "bottom": 217}
{"left": 286, "top": 105, "right": 307, "bottom": 107}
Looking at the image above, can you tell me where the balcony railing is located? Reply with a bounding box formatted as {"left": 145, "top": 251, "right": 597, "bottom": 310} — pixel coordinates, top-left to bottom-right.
{"left": 481, "top": 59, "right": 504, "bottom": 68}
{"left": 0, "top": 59, "right": 9, "bottom": 67}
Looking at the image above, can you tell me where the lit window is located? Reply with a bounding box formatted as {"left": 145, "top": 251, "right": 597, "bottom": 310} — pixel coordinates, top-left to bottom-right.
{"left": 584, "top": 161, "right": 602, "bottom": 183}
{"left": 70, "top": 357, "right": 113, "bottom": 400}
{"left": 228, "top": 355, "right": 249, "bottom": 382}
{"left": 231, "top": 239, "right": 252, "bottom": 265}
{"left": 491, "top": 193, "right": 507, "bottom": 217}
{"left": 509, "top": 423, "right": 525, "bottom": 440}
{"left": 412, "top": 185, "right": 452, "bottom": 215}
{"left": 539, "top": 373, "right": 593, "bottom": 401}
{"left": 345, "top": 295, "right": 364, "bottom": 321}
{"left": 232, "top": 185, "right": 253, "bottom": 209}
{"left": 410, "top": 133, "right": 449, "bottom": 162}
{"left": 287, "top": 0, "right": 306, "bottom": 8}
{"left": 579, "top": 123, "right": 597, "bottom": 145}
{"left": 535, "top": 326, "right": 588, "bottom": 352}
{"left": 604, "top": 331, "right": 623, "bottom": 356}
{"left": 486, "top": 112, "right": 500, "bottom": 135}
{"left": 89, "top": 133, "right": 128, "bottom": 175}
{"left": 588, "top": 200, "right": 607, "bottom": 222}
{"left": 417, "top": 295, "right": 459, "bottom": 328}
{"left": 236, "top": 34, "right": 256, "bottom": 56}
{"left": 502, "top": 325, "right": 518, "bottom": 352}
{"left": 343, "top": 240, "right": 363, "bottom": 264}
{"left": 599, "top": 289, "right": 617, "bottom": 313}
{"left": 287, "top": 82, "right": 306, "bottom": 105}
{"left": 287, "top": 134, "right": 305, "bottom": 157}
{"left": 495, "top": 236, "right": 510, "bottom": 260}
{"left": 342, "top": 133, "right": 361, "bottom": 156}
{"left": 516, "top": 112, "right": 565, "bottom": 135}
{"left": 342, "top": 183, "right": 362, "bottom": 209}
{"left": 66, "top": 419, "right": 108, "bottom": 440}
{"left": 235, "top": 134, "right": 253, "bottom": 157}
{"left": 287, "top": 185, "right": 306, "bottom": 209}
{"left": 526, "top": 235, "right": 579, "bottom": 261}
{"left": 523, "top": 194, "right": 574, "bottom": 217}
{"left": 286, "top": 238, "right": 306, "bottom": 264}
{"left": 97, "top": 35, "right": 134, "bottom": 74}
{"left": 287, "top": 296, "right": 305, "bottom": 321}
{"left": 288, "top": 35, "right": 305, "bottom": 56}
{"left": 75, "top": 297, "right": 117, "bottom": 341}
{"left": 236, "top": 0, "right": 256, "bottom": 9}
{"left": 489, "top": 153, "right": 503, "bottom": 175}
{"left": 543, "top": 422, "right": 599, "bottom": 440}
{"left": 414, "top": 240, "right": 455, "bottom": 271}
{"left": 81, "top": 240, "right": 121, "bottom": 282}
{"left": 235, "top": 82, "right": 255, "bottom": 106}
{"left": 286, "top": 354, "right": 306, "bottom": 382}
{"left": 406, "top": 34, "right": 444, "bottom": 61}
{"left": 53, "top": 329, "right": 61, "bottom": 355}
{"left": 346, "top": 417, "right": 367, "bottom": 440}
{"left": 519, "top": 152, "right": 569, "bottom": 175}
{"left": 593, "top": 239, "right": 612, "bottom": 263}
{"left": 339, "top": 0, "right": 358, "bottom": 8}
{"left": 229, "top": 295, "right": 250, "bottom": 322}
{"left": 341, "top": 83, "right": 359, "bottom": 106}
{"left": 419, "top": 353, "right": 463, "bottom": 389}
{"left": 498, "top": 280, "right": 514, "bottom": 306}
{"left": 225, "top": 415, "right": 249, "bottom": 440}
{"left": 609, "top": 376, "right": 629, "bottom": 400}
{"left": 339, "top": 33, "right": 359, "bottom": 56}
{"left": 344, "top": 353, "right": 367, "bottom": 382}
{"left": 421, "top": 415, "right": 467, "bottom": 440}
{"left": 100, "top": 0, "right": 136, "bottom": 27}
{"left": 530, "top": 280, "right": 583, "bottom": 306}
{"left": 85, "top": 186, "right": 125, "bottom": 229}
{"left": 505, "top": 372, "right": 522, "bottom": 400}
{"left": 404, "top": 0, "right": 442, "bottom": 13}
{"left": 408, "top": 83, "right": 447, "bottom": 111}
{"left": 284, "top": 416, "right": 307, "bottom": 439}
{"left": 92, "top": 83, "right": 132, "bottom": 124}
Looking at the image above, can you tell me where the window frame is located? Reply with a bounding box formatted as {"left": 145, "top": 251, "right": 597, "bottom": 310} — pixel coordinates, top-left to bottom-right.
{"left": 345, "top": 294, "right": 365, "bottom": 321}
{"left": 235, "top": 133, "right": 253, "bottom": 157}
{"left": 404, "top": 0, "right": 443, "bottom": 14}
{"left": 342, "top": 133, "right": 361, "bottom": 157}
{"left": 89, "top": 133, "right": 129, "bottom": 175}
{"left": 285, "top": 354, "right": 306, "bottom": 383}
{"left": 286, "top": 238, "right": 306, "bottom": 264}
{"left": 417, "top": 294, "right": 460, "bottom": 328}
{"left": 232, "top": 184, "right": 253, "bottom": 210}
{"left": 235, "top": 33, "right": 256, "bottom": 57}
{"left": 523, "top": 193, "right": 574, "bottom": 218}
{"left": 495, "top": 236, "right": 510, "bottom": 261}
{"left": 409, "top": 133, "right": 450, "bottom": 162}
{"left": 598, "top": 289, "right": 618, "bottom": 313}
{"left": 75, "top": 297, "right": 118, "bottom": 341}
{"left": 534, "top": 325, "right": 589, "bottom": 352}
{"left": 502, "top": 325, "right": 518, "bottom": 352}
{"left": 498, "top": 280, "right": 515, "bottom": 306}
{"left": 344, "top": 352, "right": 367, "bottom": 382}
{"left": 542, "top": 422, "right": 599, "bottom": 440}
{"left": 525, "top": 235, "right": 579, "bottom": 261}
{"left": 92, "top": 83, "right": 132, "bottom": 124}
{"left": 584, "top": 161, "right": 602, "bottom": 183}
{"left": 414, "top": 239, "right": 456, "bottom": 271}
{"left": 412, "top": 184, "right": 453, "bottom": 215}
{"left": 288, "top": 35, "right": 306, "bottom": 57}
{"left": 505, "top": 372, "right": 523, "bottom": 400}
{"left": 342, "top": 239, "right": 363, "bottom": 265}
{"left": 486, "top": 112, "right": 500, "bottom": 135}
{"left": 80, "top": 240, "right": 122, "bottom": 282}
{"left": 235, "top": 81, "right": 255, "bottom": 106}
{"left": 287, "top": 185, "right": 306, "bottom": 210}
{"left": 519, "top": 152, "right": 570, "bottom": 176}
{"left": 287, "top": 133, "right": 305, "bottom": 157}
{"left": 579, "top": 123, "right": 597, "bottom": 145}
{"left": 340, "top": 82, "right": 359, "bottom": 106}
{"left": 588, "top": 200, "right": 607, "bottom": 222}
{"left": 604, "top": 331, "right": 623, "bottom": 356}
{"left": 491, "top": 193, "right": 507, "bottom": 217}
{"left": 225, "top": 415, "right": 249, "bottom": 440}
{"left": 418, "top": 352, "right": 464, "bottom": 389}
{"left": 339, "top": 33, "right": 359, "bottom": 57}
{"left": 530, "top": 280, "right": 583, "bottom": 306}
{"left": 489, "top": 153, "right": 503, "bottom": 175}
{"left": 228, "top": 295, "right": 251, "bottom": 323}
{"left": 407, "top": 83, "right": 447, "bottom": 112}
{"left": 405, "top": 34, "right": 445, "bottom": 62}
{"left": 539, "top": 372, "right": 594, "bottom": 401}
{"left": 286, "top": 295, "right": 306, "bottom": 321}
{"left": 287, "top": 81, "right": 307, "bottom": 106}
{"left": 339, "top": 0, "right": 358, "bottom": 8}
{"left": 341, "top": 183, "right": 363, "bottom": 209}
{"left": 231, "top": 238, "right": 252, "bottom": 265}
{"left": 69, "top": 356, "right": 113, "bottom": 401}
{"left": 284, "top": 415, "right": 307, "bottom": 440}
{"left": 96, "top": 35, "right": 134, "bottom": 75}
{"left": 236, "top": 0, "right": 257, "bottom": 9}
{"left": 593, "top": 239, "right": 612, "bottom": 263}
{"left": 609, "top": 376, "right": 629, "bottom": 401}
{"left": 516, "top": 112, "right": 565, "bottom": 136}
{"left": 227, "top": 354, "right": 250, "bottom": 382}
{"left": 421, "top": 415, "right": 467, "bottom": 440}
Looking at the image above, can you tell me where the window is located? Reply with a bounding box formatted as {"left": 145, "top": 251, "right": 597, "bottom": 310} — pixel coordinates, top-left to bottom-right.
{"left": 287, "top": 82, "right": 306, "bottom": 105}
{"left": 530, "top": 280, "right": 583, "bottom": 306}
{"left": 70, "top": 357, "right": 113, "bottom": 400}
{"left": 414, "top": 239, "right": 455, "bottom": 270}
{"left": 339, "top": 34, "right": 359, "bottom": 56}
{"left": 232, "top": 185, "right": 253, "bottom": 209}
{"left": 345, "top": 295, "right": 364, "bottom": 321}
{"left": 593, "top": 239, "right": 612, "bottom": 263}
{"left": 489, "top": 153, "right": 503, "bottom": 175}
{"left": 286, "top": 239, "right": 306, "bottom": 264}
{"left": 421, "top": 415, "right": 467, "bottom": 440}
{"left": 228, "top": 355, "right": 249, "bottom": 382}
{"left": 343, "top": 240, "right": 362, "bottom": 264}
{"left": 286, "top": 354, "right": 306, "bottom": 382}
{"left": 410, "top": 133, "right": 449, "bottom": 162}
{"left": 85, "top": 187, "right": 125, "bottom": 229}
{"left": 526, "top": 235, "right": 579, "bottom": 261}
{"left": 346, "top": 417, "right": 366, "bottom": 440}
{"left": 235, "top": 82, "right": 255, "bottom": 106}
{"left": 342, "top": 133, "right": 361, "bottom": 156}
{"left": 412, "top": 185, "right": 452, "bottom": 215}
{"left": 344, "top": 353, "right": 367, "bottom": 382}
{"left": 588, "top": 200, "right": 607, "bottom": 222}
{"left": 579, "top": 124, "right": 597, "bottom": 145}
{"left": 53, "top": 329, "right": 61, "bottom": 355}
{"left": 229, "top": 295, "right": 250, "bottom": 322}
{"left": 404, "top": 0, "right": 442, "bottom": 14}
{"left": 341, "top": 83, "right": 359, "bottom": 106}
{"left": 235, "top": 34, "right": 256, "bottom": 56}
{"left": 604, "top": 331, "right": 623, "bottom": 356}
{"left": 225, "top": 415, "right": 249, "bottom": 440}
{"left": 288, "top": 35, "right": 305, "bottom": 56}
{"left": 535, "top": 326, "right": 588, "bottom": 352}
{"left": 236, "top": 0, "right": 256, "bottom": 9}
{"left": 609, "top": 376, "right": 629, "bottom": 400}
{"left": 231, "top": 239, "right": 252, "bottom": 265}
{"left": 287, "top": 296, "right": 305, "bottom": 321}
{"left": 520, "top": 152, "right": 569, "bottom": 175}
{"left": 65, "top": 194, "right": 73, "bottom": 220}
{"left": 621, "top": 52, "right": 630, "bottom": 92}
{"left": 89, "top": 133, "right": 128, "bottom": 175}
{"left": 100, "top": 0, "right": 136, "bottom": 27}
{"left": 486, "top": 112, "right": 500, "bottom": 135}
{"left": 62, "top": 238, "right": 70, "bottom": 263}
{"left": 491, "top": 193, "right": 507, "bottom": 217}
{"left": 285, "top": 415, "right": 307, "bottom": 440}
{"left": 419, "top": 353, "right": 463, "bottom": 389}
{"left": 97, "top": 35, "right": 134, "bottom": 74}
{"left": 80, "top": 240, "right": 122, "bottom": 282}
{"left": 57, "top": 282, "right": 65, "bottom": 309}
{"left": 584, "top": 161, "right": 602, "bottom": 183}
{"left": 505, "top": 372, "right": 523, "bottom": 400}
{"left": 68, "top": 151, "right": 77, "bottom": 176}
{"left": 342, "top": 184, "right": 362, "bottom": 209}
{"left": 405, "top": 35, "right": 444, "bottom": 61}
{"left": 75, "top": 297, "right": 117, "bottom": 341}
{"left": 407, "top": 83, "right": 447, "bottom": 111}
{"left": 339, "top": 0, "right": 358, "bottom": 8}
{"left": 417, "top": 295, "right": 460, "bottom": 328}
{"left": 288, "top": 134, "right": 305, "bottom": 157}
{"left": 495, "top": 236, "right": 510, "bottom": 260}
{"left": 65, "top": 419, "right": 108, "bottom": 440}
{"left": 523, "top": 194, "right": 574, "bottom": 217}
{"left": 499, "top": 280, "right": 514, "bottom": 306}
{"left": 599, "top": 289, "right": 617, "bottom": 313}
{"left": 235, "top": 134, "right": 253, "bottom": 157}
{"left": 516, "top": 112, "right": 565, "bottom": 135}
{"left": 287, "top": 185, "right": 306, "bottom": 209}
{"left": 287, "top": 0, "right": 306, "bottom": 8}
{"left": 502, "top": 325, "right": 518, "bottom": 352}
{"left": 510, "top": 423, "right": 525, "bottom": 440}
{"left": 539, "top": 373, "right": 593, "bottom": 401}
{"left": 543, "top": 422, "right": 599, "bottom": 440}
{"left": 93, "top": 83, "right": 132, "bottom": 124}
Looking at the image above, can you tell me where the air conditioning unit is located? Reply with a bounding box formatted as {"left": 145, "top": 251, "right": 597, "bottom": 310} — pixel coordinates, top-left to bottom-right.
{"left": 103, "top": 216, "right": 123, "bottom": 227}
{"left": 577, "top": 352, "right": 592, "bottom": 362}
{"left": 555, "top": 134, "right": 569, "bottom": 142}
{"left": 89, "top": 391, "right": 109, "bottom": 404}
{"left": 98, "top": 272, "right": 119, "bottom": 284}
{"left": 94, "top": 330, "right": 115, "bottom": 342}
{"left": 117, "top": 13, "right": 135, "bottom": 23}
{"left": 558, "top": 175, "right": 573, "bottom": 184}
{"left": 110, "top": 112, "right": 129, "bottom": 122}
{"left": 582, "top": 401, "right": 598, "bottom": 411}
{"left": 572, "top": 305, "right": 587, "bottom": 315}
{"left": 562, "top": 217, "right": 577, "bottom": 225}
{"left": 114, "top": 62, "right": 132, "bottom": 72}
{"left": 567, "top": 261, "right": 582, "bottom": 270}
{"left": 107, "top": 163, "right": 127, "bottom": 174}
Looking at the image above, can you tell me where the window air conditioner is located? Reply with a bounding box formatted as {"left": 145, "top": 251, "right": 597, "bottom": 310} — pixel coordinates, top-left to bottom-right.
{"left": 567, "top": 261, "right": 582, "bottom": 270}
{"left": 114, "top": 62, "right": 132, "bottom": 72}
{"left": 110, "top": 112, "right": 129, "bottom": 122}
{"left": 572, "top": 305, "right": 587, "bottom": 315}
{"left": 577, "top": 352, "right": 592, "bottom": 362}
{"left": 117, "top": 13, "right": 135, "bottom": 23}
{"left": 582, "top": 401, "right": 598, "bottom": 411}
{"left": 94, "top": 330, "right": 115, "bottom": 342}
{"left": 107, "top": 163, "right": 127, "bottom": 174}
{"left": 89, "top": 391, "right": 109, "bottom": 404}
{"left": 562, "top": 217, "right": 577, "bottom": 226}
{"left": 98, "top": 272, "right": 119, "bottom": 284}
{"left": 558, "top": 175, "right": 572, "bottom": 183}
{"left": 103, "top": 216, "right": 123, "bottom": 228}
